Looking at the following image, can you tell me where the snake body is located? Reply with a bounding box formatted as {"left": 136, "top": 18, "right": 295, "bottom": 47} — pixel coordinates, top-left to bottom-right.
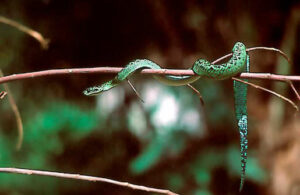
{"left": 84, "top": 42, "right": 246, "bottom": 94}
{"left": 83, "top": 42, "right": 249, "bottom": 191}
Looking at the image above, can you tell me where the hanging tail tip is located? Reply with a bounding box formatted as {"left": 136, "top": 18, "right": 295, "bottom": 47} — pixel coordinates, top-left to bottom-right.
{"left": 239, "top": 179, "right": 244, "bottom": 193}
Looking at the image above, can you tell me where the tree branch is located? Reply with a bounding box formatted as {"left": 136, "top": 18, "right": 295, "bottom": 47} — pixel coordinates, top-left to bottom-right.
{"left": 0, "top": 45, "right": 298, "bottom": 85}
{"left": 0, "top": 67, "right": 299, "bottom": 85}
{"left": 0, "top": 167, "right": 178, "bottom": 195}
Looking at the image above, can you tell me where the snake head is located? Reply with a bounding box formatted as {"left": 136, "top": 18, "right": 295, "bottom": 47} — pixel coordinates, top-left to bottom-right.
{"left": 83, "top": 80, "right": 115, "bottom": 96}
{"left": 83, "top": 86, "right": 103, "bottom": 96}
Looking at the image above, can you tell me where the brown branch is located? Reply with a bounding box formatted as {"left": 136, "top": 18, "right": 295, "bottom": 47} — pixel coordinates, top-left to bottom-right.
{"left": 0, "top": 167, "right": 178, "bottom": 195}
{"left": 0, "top": 15, "right": 50, "bottom": 49}
{"left": 0, "top": 46, "right": 298, "bottom": 85}
{"left": 0, "top": 70, "right": 24, "bottom": 150}
{"left": 0, "top": 68, "right": 299, "bottom": 85}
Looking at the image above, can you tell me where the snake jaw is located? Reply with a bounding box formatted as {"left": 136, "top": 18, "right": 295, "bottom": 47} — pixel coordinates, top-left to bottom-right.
{"left": 83, "top": 86, "right": 102, "bottom": 96}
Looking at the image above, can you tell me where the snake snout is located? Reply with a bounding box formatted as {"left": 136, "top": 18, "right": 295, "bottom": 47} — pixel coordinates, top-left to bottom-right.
{"left": 83, "top": 87, "right": 102, "bottom": 96}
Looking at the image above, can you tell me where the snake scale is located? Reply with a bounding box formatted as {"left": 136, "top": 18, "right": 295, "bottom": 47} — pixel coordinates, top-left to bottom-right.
{"left": 83, "top": 42, "right": 249, "bottom": 191}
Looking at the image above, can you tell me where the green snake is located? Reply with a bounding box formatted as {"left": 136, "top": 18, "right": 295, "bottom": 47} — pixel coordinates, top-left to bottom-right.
{"left": 83, "top": 42, "right": 249, "bottom": 191}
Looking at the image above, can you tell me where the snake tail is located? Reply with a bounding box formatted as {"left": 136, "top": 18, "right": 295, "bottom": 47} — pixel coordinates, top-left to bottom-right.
{"left": 234, "top": 54, "right": 249, "bottom": 192}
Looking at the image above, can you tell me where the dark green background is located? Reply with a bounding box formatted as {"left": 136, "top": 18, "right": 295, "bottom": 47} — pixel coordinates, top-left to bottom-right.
{"left": 0, "top": 0, "right": 299, "bottom": 194}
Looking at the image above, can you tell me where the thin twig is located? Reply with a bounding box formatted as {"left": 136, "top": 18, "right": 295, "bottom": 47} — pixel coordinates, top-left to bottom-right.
{"left": 0, "top": 70, "right": 24, "bottom": 150}
{"left": 246, "top": 47, "right": 291, "bottom": 64}
{"left": 0, "top": 167, "right": 179, "bottom": 195}
{"left": 0, "top": 15, "right": 50, "bottom": 49}
{"left": 287, "top": 80, "right": 300, "bottom": 101}
{"left": 232, "top": 77, "right": 299, "bottom": 111}
{"left": 127, "top": 79, "right": 145, "bottom": 103}
{"left": 187, "top": 84, "right": 204, "bottom": 105}
{"left": 212, "top": 47, "right": 291, "bottom": 64}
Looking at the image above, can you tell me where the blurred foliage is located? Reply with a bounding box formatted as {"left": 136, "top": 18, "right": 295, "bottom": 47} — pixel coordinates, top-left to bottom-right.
{"left": 0, "top": 0, "right": 299, "bottom": 194}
